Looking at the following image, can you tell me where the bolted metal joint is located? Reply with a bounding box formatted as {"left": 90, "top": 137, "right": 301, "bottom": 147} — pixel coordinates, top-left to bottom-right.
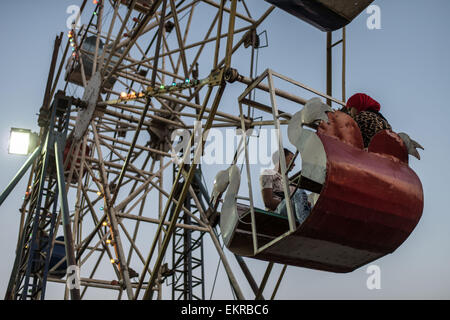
{"left": 224, "top": 68, "right": 241, "bottom": 83}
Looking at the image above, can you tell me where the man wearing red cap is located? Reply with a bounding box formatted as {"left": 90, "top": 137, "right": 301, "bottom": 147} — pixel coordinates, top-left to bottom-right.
{"left": 345, "top": 93, "right": 392, "bottom": 148}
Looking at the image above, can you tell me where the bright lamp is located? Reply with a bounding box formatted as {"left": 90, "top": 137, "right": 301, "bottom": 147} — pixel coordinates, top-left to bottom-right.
{"left": 8, "top": 128, "right": 33, "bottom": 155}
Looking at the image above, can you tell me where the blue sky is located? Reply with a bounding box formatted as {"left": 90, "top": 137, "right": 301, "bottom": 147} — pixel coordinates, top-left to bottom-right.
{"left": 0, "top": 0, "right": 449, "bottom": 299}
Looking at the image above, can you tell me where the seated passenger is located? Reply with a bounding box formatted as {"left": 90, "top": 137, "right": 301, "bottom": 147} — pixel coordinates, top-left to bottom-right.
{"left": 345, "top": 93, "right": 392, "bottom": 148}
{"left": 260, "top": 148, "right": 311, "bottom": 224}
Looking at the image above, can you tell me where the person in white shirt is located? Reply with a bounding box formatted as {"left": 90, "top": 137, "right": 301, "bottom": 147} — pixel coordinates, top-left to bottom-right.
{"left": 260, "top": 148, "right": 311, "bottom": 224}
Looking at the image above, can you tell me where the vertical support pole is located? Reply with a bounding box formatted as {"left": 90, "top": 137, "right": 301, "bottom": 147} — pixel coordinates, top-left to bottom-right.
{"left": 92, "top": 2, "right": 104, "bottom": 76}
{"left": 213, "top": 0, "right": 225, "bottom": 69}
{"left": 40, "top": 185, "right": 60, "bottom": 300}
{"left": 150, "top": 0, "right": 167, "bottom": 87}
{"left": 157, "top": 156, "right": 163, "bottom": 300}
{"left": 342, "top": 27, "right": 346, "bottom": 103}
{"left": 238, "top": 102, "right": 258, "bottom": 254}
{"left": 54, "top": 137, "right": 81, "bottom": 300}
{"left": 98, "top": 0, "right": 120, "bottom": 72}
{"left": 225, "top": 0, "right": 238, "bottom": 69}
{"left": 75, "top": 27, "right": 88, "bottom": 88}
{"left": 73, "top": 134, "right": 88, "bottom": 246}
{"left": 50, "top": 36, "right": 70, "bottom": 103}
{"left": 169, "top": 0, "right": 189, "bottom": 77}
{"left": 162, "top": 24, "right": 166, "bottom": 86}
{"left": 183, "top": 192, "right": 193, "bottom": 300}
{"left": 267, "top": 70, "right": 296, "bottom": 232}
{"left": 326, "top": 31, "right": 332, "bottom": 106}
{"left": 42, "top": 33, "right": 62, "bottom": 111}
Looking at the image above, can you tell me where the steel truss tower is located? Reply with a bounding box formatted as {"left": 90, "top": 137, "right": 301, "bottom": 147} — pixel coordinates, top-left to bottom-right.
{"left": 5, "top": 92, "right": 81, "bottom": 300}
{"left": 171, "top": 166, "right": 206, "bottom": 300}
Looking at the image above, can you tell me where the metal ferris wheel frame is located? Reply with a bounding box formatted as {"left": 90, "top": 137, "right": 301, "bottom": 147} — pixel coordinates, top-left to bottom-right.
{"left": 0, "top": 0, "right": 350, "bottom": 300}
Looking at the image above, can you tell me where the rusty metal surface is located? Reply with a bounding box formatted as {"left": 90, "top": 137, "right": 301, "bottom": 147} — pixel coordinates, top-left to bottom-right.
{"left": 301, "top": 132, "right": 423, "bottom": 253}
{"left": 318, "top": 111, "right": 364, "bottom": 149}
{"left": 256, "top": 234, "right": 383, "bottom": 273}
{"left": 369, "top": 129, "right": 409, "bottom": 164}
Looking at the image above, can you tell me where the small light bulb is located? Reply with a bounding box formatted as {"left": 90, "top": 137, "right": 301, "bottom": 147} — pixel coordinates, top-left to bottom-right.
{"left": 97, "top": 191, "right": 102, "bottom": 196}
{"left": 106, "top": 239, "right": 111, "bottom": 244}
{"left": 120, "top": 92, "right": 127, "bottom": 99}
{"left": 110, "top": 259, "right": 116, "bottom": 264}
{"left": 102, "top": 221, "right": 108, "bottom": 227}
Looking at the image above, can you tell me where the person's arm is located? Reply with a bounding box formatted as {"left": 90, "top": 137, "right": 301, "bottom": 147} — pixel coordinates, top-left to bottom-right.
{"left": 262, "top": 188, "right": 281, "bottom": 211}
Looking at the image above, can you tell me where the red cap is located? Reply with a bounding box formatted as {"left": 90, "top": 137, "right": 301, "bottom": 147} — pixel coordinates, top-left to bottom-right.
{"left": 346, "top": 93, "right": 380, "bottom": 113}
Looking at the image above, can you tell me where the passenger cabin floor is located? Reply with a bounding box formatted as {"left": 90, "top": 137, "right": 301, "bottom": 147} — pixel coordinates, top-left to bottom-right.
{"left": 235, "top": 203, "right": 295, "bottom": 246}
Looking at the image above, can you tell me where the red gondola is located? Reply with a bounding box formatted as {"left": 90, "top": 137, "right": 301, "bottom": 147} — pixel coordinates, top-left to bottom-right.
{"left": 217, "top": 108, "right": 423, "bottom": 273}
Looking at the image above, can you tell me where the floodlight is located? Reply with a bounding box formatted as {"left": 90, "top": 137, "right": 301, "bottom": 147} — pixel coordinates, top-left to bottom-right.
{"left": 8, "top": 128, "right": 38, "bottom": 155}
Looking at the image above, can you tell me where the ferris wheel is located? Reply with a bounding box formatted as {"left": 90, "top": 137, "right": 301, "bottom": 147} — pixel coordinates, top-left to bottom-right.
{"left": 0, "top": 0, "right": 423, "bottom": 301}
